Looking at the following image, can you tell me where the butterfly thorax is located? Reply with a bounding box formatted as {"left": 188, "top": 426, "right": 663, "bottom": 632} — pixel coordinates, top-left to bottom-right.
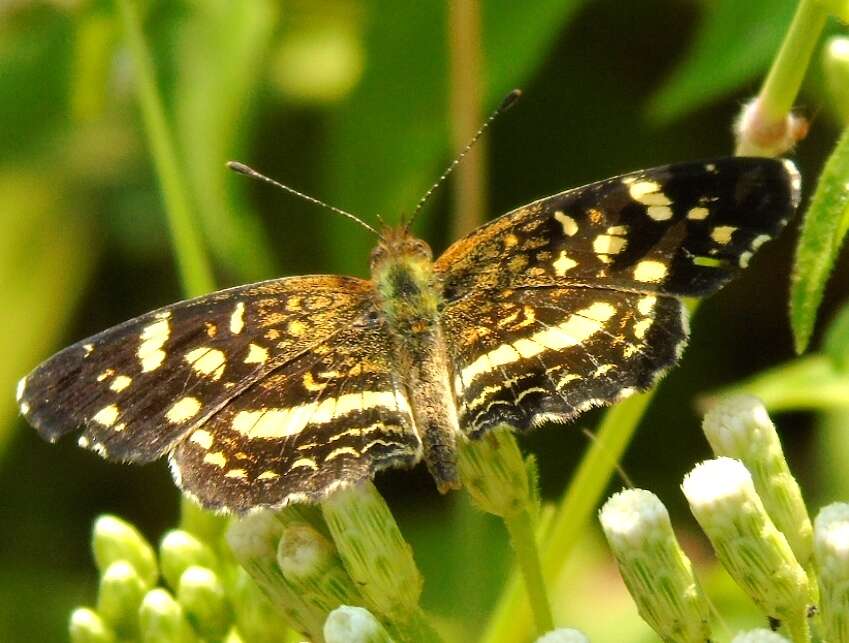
{"left": 370, "top": 226, "right": 462, "bottom": 492}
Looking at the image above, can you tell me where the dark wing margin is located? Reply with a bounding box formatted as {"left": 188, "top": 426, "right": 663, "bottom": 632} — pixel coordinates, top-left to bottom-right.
{"left": 17, "top": 275, "right": 376, "bottom": 463}
{"left": 170, "top": 317, "right": 421, "bottom": 511}
{"left": 441, "top": 286, "right": 687, "bottom": 437}
{"left": 434, "top": 157, "right": 800, "bottom": 300}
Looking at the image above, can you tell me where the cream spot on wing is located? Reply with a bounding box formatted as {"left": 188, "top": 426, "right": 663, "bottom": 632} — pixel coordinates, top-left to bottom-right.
{"left": 557, "top": 373, "right": 581, "bottom": 389}
{"left": 257, "top": 470, "right": 279, "bottom": 480}
{"left": 110, "top": 375, "right": 132, "bottom": 392}
{"left": 230, "top": 392, "right": 409, "bottom": 439}
{"left": 326, "top": 446, "right": 359, "bottom": 461}
{"left": 504, "top": 233, "right": 519, "bottom": 248}
{"left": 165, "top": 396, "right": 202, "bottom": 424}
{"left": 634, "top": 318, "right": 653, "bottom": 339}
{"left": 637, "top": 295, "right": 657, "bottom": 316}
{"left": 20, "top": 401, "right": 30, "bottom": 415}
{"left": 739, "top": 251, "right": 753, "bottom": 268}
{"left": 710, "top": 225, "right": 736, "bottom": 245}
{"left": 593, "top": 234, "right": 627, "bottom": 255}
{"left": 96, "top": 369, "right": 114, "bottom": 382}
{"left": 16, "top": 377, "right": 26, "bottom": 402}
{"left": 629, "top": 180, "right": 671, "bottom": 206}
{"left": 78, "top": 436, "right": 90, "bottom": 448}
{"left": 83, "top": 343, "right": 94, "bottom": 357}
{"left": 594, "top": 364, "right": 614, "bottom": 376}
{"left": 460, "top": 302, "right": 616, "bottom": 383}
{"left": 288, "top": 320, "right": 307, "bottom": 337}
{"left": 607, "top": 225, "right": 628, "bottom": 235}
{"left": 687, "top": 206, "right": 709, "bottom": 220}
{"left": 751, "top": 234, "right": 771, "bottom": 251}
{"left": 189, "top": 429, "right": 213, "bottom": 449}
{"left": 203, "top": 452, "right": 226, "bottom": 467}
{"left": 291, "top": 457, "right": 319, "bottom": 471}
{"left": 230, "top": 301, "right": 245, "bottom": 334}
{"left": 647, "top": 205, "right": 673, "bottom": 221}
{"left": 113, "top": 423, "right": 126, "bottom": 432}
{"left": 138, "top": 318, "right": 170, "bottom": 372}
{"left": 554, "top": 210, "right": 579, "bottom": 236}
{"left": 185, "top": 347, "right": 226, "bottom": 380}
{"left": 244, "top": 343, "right": 269, "bottom": 365}
{"left": 633, "top": 260, "right": 668, "bottom": 283}
{"left": 225, "top": 468, "right": 247, "bottom": 479}
{"left": 93, "top": 404, "right": 120, "bottom": 427}
{"left": 705, "top": 163, "right": 716, "bottom": 172}
{"left": 302, "top": 371, "right": 328, "bottom": 392}
{"left": 553, "top": 251, "right": 578, "bottom": 275}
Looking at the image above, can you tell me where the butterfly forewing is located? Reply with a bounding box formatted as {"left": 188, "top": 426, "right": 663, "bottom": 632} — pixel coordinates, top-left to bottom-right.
{"left": 435, "top": 157, "right": 800, "bottom": 300}
{"left": 170, "top": 316, "right": 420, "bottom": 511}
{"left": 18, "top": 276, "right": 376, "bottom": 462}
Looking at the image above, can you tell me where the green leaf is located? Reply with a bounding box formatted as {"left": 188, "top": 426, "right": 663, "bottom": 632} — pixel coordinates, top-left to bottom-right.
{"left": 791, "top": 126, "right": 849, "bottom": 353}
{"left": 647, "top": 0, "right": 796, "bottom": 124}
{"left": 824, "top": 299, "right": 849, "bottom": 372}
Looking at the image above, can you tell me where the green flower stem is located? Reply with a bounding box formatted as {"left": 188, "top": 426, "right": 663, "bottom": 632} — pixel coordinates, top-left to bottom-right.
{"left": 503, "top": 506, "right": 554, "bottom": 635}
{"left": 117, "top": 0, "right": 215, "bottom": 298}
{"left": 755, "top": 0, "right": 827, "bottom": 126}
{"left": 482, "top": 388, "right": 657, "bottom": 643}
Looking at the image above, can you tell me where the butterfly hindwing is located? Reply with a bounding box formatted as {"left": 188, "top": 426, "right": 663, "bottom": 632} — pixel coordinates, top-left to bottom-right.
{"left": 434, "top": 157, "right": 800, "bottom": 300}
{"left": 441, "top": 286, "right": 687, "bottom": 436}
{"left": 17, "top": 276, "right": 376, "bottom": 463}
{"left": 170, "top": 315, "right": 420, "bottom": 511}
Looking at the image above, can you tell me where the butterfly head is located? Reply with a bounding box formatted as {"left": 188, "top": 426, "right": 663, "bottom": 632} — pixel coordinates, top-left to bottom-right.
{"left": 370, "top": 225, "right": 433, "bottom": 274}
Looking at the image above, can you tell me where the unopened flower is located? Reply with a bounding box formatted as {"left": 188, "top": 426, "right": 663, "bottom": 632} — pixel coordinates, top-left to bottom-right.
{"left": 324, "top": 605, "right": 395, "bottom": 643}
{"left": 702, "top": 395, "right": 812, "bottom": 567}
{"left": 600, "top": 488, "right": 710, "bottom": 642}
{"left": 682, "top": 458, "right": 810, "bottom": 637}
{"left": 534, "top": 627, "right": 591, "bottom": 643}
{"left": 92, "top": 515, "right": 158, "bottom": 588}
{"left": 814, "top": 502, "right": 849, "bottom": 642}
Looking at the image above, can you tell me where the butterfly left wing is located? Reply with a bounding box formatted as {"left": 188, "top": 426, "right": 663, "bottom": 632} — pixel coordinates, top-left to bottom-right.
{"left": 170, "top": 312, "right": 421, "bottom": 511}
{"left": 17, "top": 275, "right": 378, "bottom": 463}
{"left": 435, "top": 157, "right": 799, "bottom": 435}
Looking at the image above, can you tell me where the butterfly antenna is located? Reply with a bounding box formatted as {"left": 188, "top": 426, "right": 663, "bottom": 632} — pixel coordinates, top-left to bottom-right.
{"left": 227, "top": 161, "right": 380, "bottom": 237}
{"left": 405, "top": 88, "right": 522, "bottom": 231}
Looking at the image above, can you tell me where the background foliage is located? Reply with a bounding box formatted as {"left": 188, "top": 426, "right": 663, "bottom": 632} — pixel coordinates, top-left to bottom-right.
{"left": 1, "top": 0, "right": 847, "bottom": 641}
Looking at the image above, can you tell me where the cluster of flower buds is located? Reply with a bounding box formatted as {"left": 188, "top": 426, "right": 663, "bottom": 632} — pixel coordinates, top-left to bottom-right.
{"left": 600, "top": 395, "right": 849, "bottom": 643}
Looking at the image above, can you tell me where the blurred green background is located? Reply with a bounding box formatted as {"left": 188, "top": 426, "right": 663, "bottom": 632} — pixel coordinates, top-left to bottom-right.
{"left": 1, "top": 0, "right": 847, "bottom": 641}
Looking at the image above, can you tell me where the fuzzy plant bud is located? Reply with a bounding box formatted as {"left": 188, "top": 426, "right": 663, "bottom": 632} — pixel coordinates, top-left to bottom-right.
{"left": 69, "top": 607, "right": 116, "bottom": 643}
{"left": 814, "top": 502, "right": 849, "bottom": 642}
{"left": 321, "top": 481, "right": 423, "bottom": 625}
{"left": 159, "top": 530, "right": 217, "bottom": 590}
{"left": 457, "top": 426, "right": 531, "bottom": 518}
{"left": 138, "top": 588, "right": 197, "bottom": 643}
{"left": 703, "top": 395, "right": 813, "bottom": 566}
{"left": 731, "top": 629, "right": 791, "bottom": 643}
{"left": 534, "top": 628, "right": 591, "bottom": 643}
{"left": 682, "top": 458, "right": 810, "bottom": 637}
{"left": 92, "top": 515, "right": 157, "bottom": 587}
{"left": 600, "top": 489, "right": 710, "bottom": 642}
{"left": 177, "top": 566, "right": 231, "bottom": 640}
{"left": 276, "top": 522, "right": 362, "bottom": 613}
{"left": 324, "top": 605, "right": 395, "bottom": 643}
{"left": 734, "top": 97, "right": 807, "bottom": 157}
{"left": 227, "top": 509, "right": 326, "bottom": 642}
{"left": 96, "top": 561, "right": 146, "bottom": 638}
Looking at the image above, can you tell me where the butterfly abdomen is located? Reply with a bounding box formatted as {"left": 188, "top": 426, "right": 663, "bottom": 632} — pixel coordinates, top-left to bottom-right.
{"left": 372, "top": 232, "right": 462, "bottom": 491}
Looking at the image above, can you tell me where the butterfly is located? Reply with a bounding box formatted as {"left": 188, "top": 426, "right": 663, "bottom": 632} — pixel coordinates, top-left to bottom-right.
{"left": 16, "top": 156, "right": 800, "bottom": 512}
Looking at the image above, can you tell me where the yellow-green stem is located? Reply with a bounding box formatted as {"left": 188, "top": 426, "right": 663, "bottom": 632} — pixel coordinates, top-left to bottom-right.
{"left": 755, "top": 0, "right": 827, "bottom": 125}
{"left": 503, "top": 507, "right": 554, "bottom": 636}
{"left": 117, "top": 0, "right": 216, "bottom": 298}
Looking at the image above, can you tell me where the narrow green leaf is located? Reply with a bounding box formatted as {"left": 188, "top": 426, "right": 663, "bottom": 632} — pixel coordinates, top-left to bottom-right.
{"left": 647, "top": 0, "right": 796, "bottom": 124}
{"left": 824, "top": 300, "right": 849, "bottom": 372}
{"left": 791, "top": 126, "right": 849, "bottom": 353}
{"left": 174, "top": 0, "right": 280, "bottom": 283}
